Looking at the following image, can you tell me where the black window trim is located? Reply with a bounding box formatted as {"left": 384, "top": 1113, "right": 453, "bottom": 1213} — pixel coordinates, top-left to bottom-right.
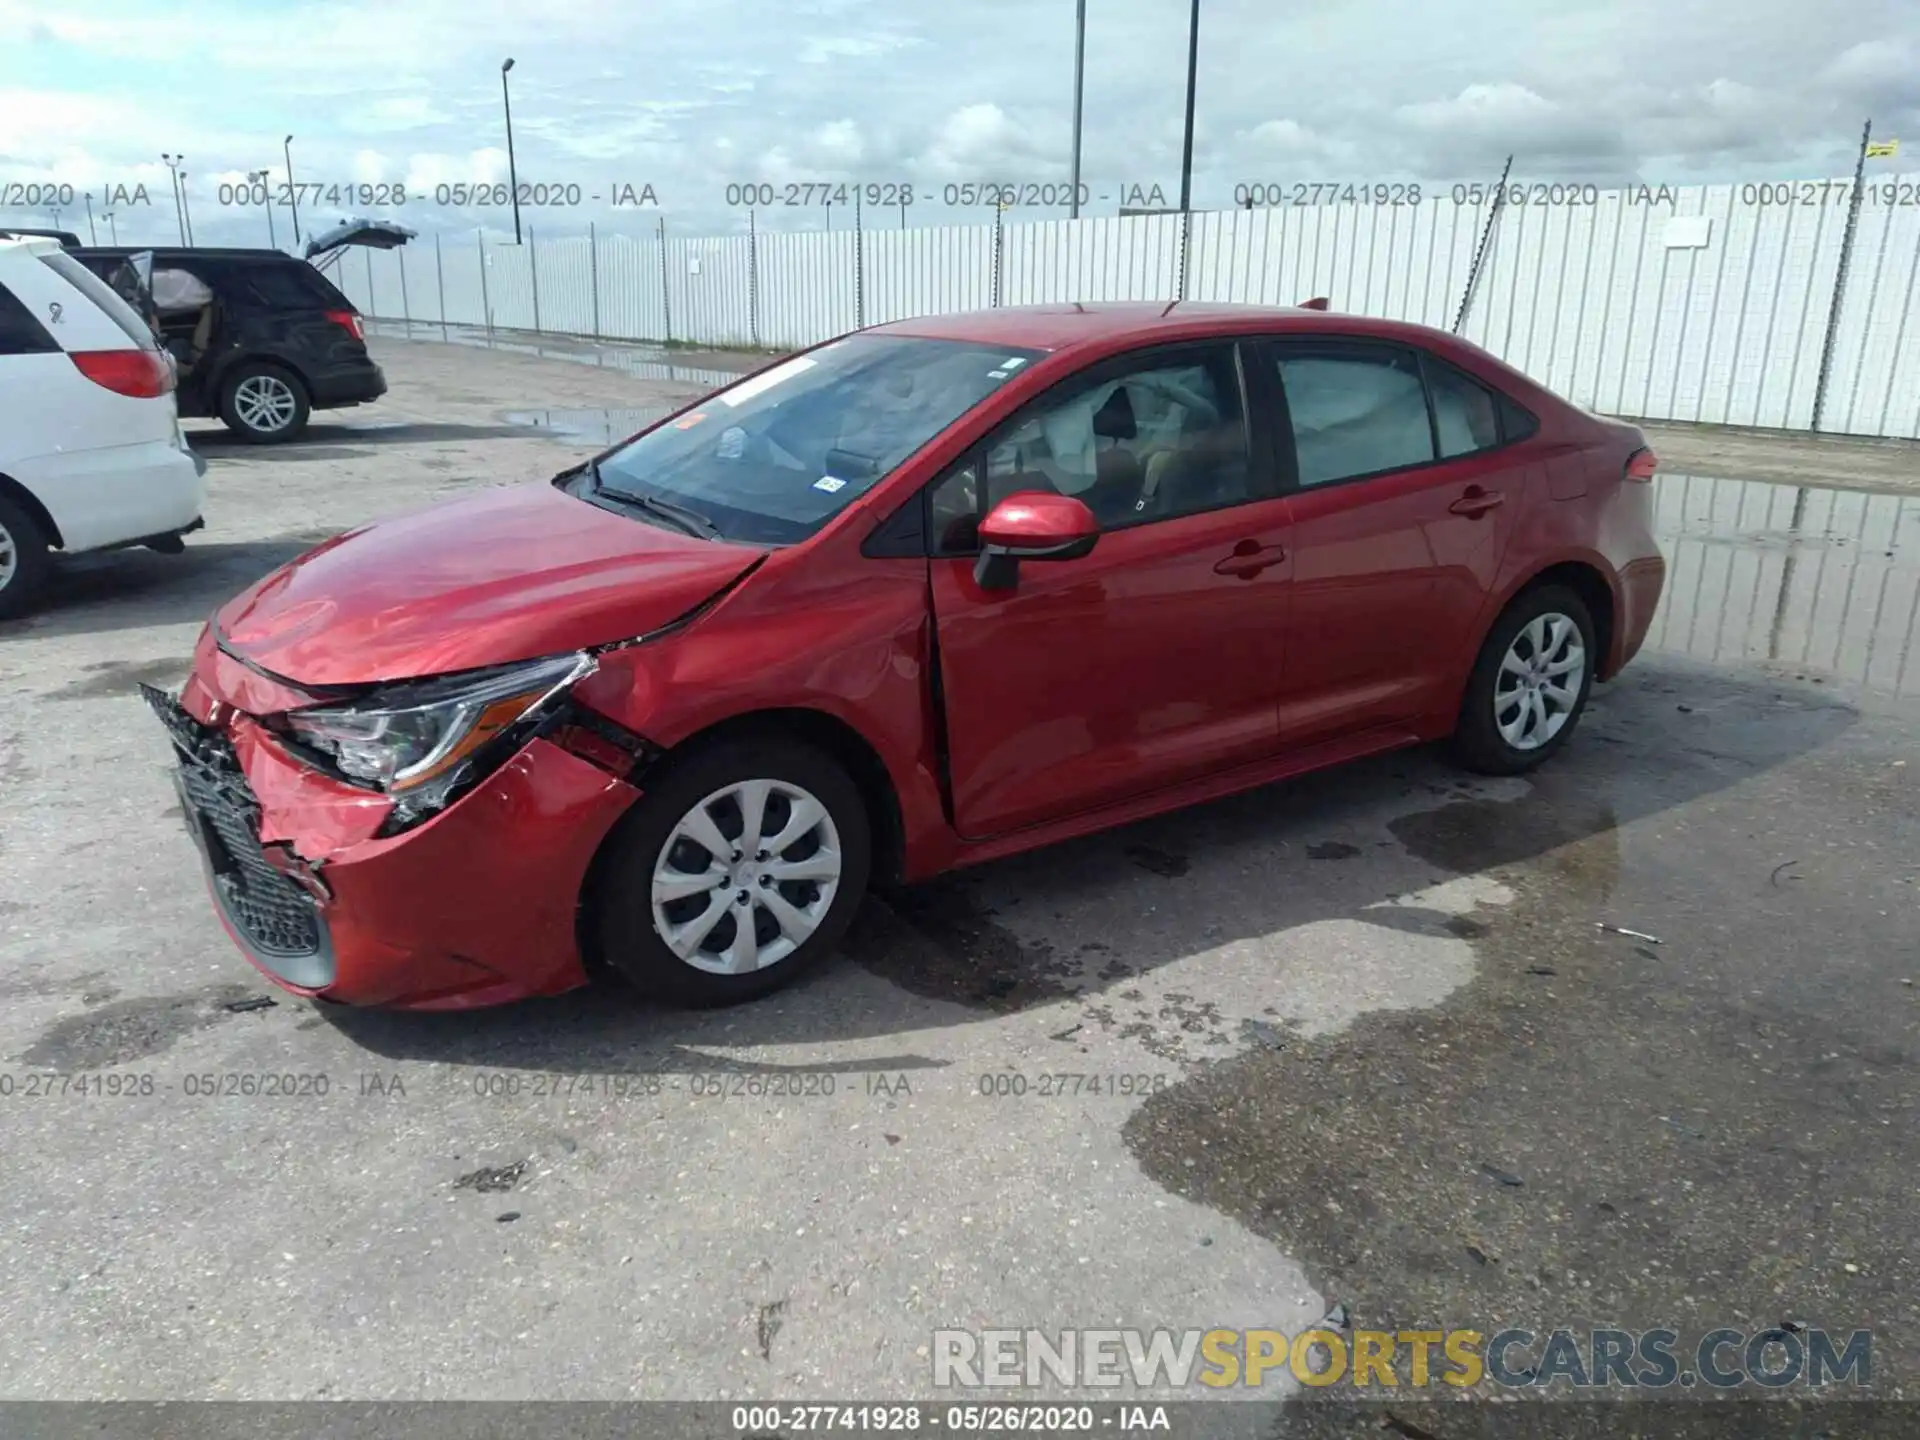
{"left": 0, "top": 277, "right": 61, "bottom": 355}
{"left": 875, "top": 336, "right": 1278, "bottom": 559}
{"left": 1258, "top": 335, "right": 1538, "bottom": 496}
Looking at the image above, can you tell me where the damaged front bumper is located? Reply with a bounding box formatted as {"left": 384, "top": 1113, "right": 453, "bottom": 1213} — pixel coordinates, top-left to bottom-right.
{"left": 142, "top": 673, "right": 645, "bottom": 1011}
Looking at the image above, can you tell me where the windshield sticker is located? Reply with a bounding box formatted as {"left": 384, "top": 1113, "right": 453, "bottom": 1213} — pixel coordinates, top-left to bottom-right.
{"left": 719, "top": 355, "right": 818, "bottom": 408}
{"left": 717, "top": 426, "right": 746, "bottom": 459}
{"left": 988, "top": 369, "right": 1012, "bottom": 380}
{"left": 1001, "top": 357, "right": 1028, "bottom": 369}
{"left": 673, "top": 411, "right": 708, "bottom": 429}
{"left": 813, "top": 476, "right": 848, "bottom": 493}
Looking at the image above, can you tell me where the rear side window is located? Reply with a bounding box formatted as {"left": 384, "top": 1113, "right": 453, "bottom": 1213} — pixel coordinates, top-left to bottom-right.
{"left": 1274, "top": 349, "right": 1434, "bottom": 487}
{"left": 1425, "top": 360, "right": 1502, "bottom": 457}
{"left": 36, "top": 250, "right": 157, "bottom": 349}
{"left": 248, "top": 263, "right": 350, "bottom": 311}
{"left": 0, "top": 278, "right": 60, "bottom": 354}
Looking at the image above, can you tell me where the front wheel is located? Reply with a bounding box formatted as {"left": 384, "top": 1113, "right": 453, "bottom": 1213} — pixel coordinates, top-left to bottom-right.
{"left": 1450, "top": 585, "right": 1597, "bottom": 775}
{"left": 219, "top": 362, "right": 310, "bottom": 443}
{"left": 594, "top": 738, "right": 871, "bottom": 1006}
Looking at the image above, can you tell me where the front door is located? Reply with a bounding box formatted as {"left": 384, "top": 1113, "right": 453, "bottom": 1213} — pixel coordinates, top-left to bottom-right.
{"left": 927, "top": 341, "right": 1294, "bottom": 839}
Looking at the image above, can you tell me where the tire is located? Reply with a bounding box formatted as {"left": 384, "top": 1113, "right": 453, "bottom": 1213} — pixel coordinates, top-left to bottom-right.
{"left": 594, "top": 737, "right": 872, "bottom": 1006}
{"left": 218, "top": 361, "right": 310, "bottom": 443}
{"left": 1450, "top": 584, "right": 1597, "bottom": 776}
{"left": 0, "top": 494, "right": 53, "bottom": 621}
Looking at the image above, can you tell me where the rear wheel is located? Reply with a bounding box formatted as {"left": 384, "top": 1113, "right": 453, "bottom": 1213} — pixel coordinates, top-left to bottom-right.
{"left": 0, "top": 494, "right": 52, "bottom": 621}
{"left": 219, "top": 362, "right": 310, "bottom": 442}
{"left": 594, "top": 738, "right": 871, "bottom": 1006}
{"left": 1450, "top": 585, "right": 1596, "bottom": 775}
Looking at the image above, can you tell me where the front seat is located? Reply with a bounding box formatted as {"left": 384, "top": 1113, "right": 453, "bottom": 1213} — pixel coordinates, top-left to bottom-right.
{"left": 1080, "top": 386, "right": 1145, "bottom": 523}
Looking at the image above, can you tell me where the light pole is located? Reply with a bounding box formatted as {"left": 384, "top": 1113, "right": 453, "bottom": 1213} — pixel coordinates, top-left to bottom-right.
{"left": 179, "top": 169, "right": 196, "bottom": 244}
{"left": 1177, "top": 0, "right": 1200, "bottom": 213}
{"left": 284, "top": 135, "right": 302, "bottom": 246}
{"left": 250, "top": 169, "right": 278, "bottom": 249}
{"left": 162, "top": 153, "right": 187, "bottom": 243}
{"left": 501, "top": 58, "right": 523, "bottom": 244}
{"left": 84, "top": 193, "right": 98, "bottom": 244}
{"left": 103, "top": 211, "right": 118, "bottom": 244}
{"left": 1069, "top": 0, "right": 1087, "bottom": 219}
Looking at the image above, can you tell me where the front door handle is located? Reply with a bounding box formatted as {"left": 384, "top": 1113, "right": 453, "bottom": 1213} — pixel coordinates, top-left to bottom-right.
{"left": 1214, "top": 539, "right": 1287, "bottom": 579}
{"left": 1449, "top": 486, "right": 1505, "bottom": 518}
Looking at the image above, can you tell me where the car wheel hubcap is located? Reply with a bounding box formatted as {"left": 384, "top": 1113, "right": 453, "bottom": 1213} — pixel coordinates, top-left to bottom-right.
{"left": 235, "top": 375, "right": 296, "bottom": 431}
{"left": 0, "top": 522, "right": 15, "bottom": 589}
{"left": 1494, "top": 611, "right": 1585, "bottom": 751}
{"left": 651, "top": 778, "right": 842, "bottom": 975}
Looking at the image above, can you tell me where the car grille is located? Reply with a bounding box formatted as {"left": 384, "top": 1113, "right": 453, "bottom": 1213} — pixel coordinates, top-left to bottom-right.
{"left": 141, "top": 685, "right": 322, "bottom": 961}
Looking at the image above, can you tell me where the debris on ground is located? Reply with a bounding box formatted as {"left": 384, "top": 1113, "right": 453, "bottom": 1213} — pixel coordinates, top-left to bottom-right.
{"left": 1660, "top": 1115, "right": 1707, "bottom": 1139}
{"left": 757, "top": 1299, "right": 788, "bottom": 1360}
{"left": 1465, "top": 1242, "right": 1498, "bottom": 1266}
{"left": 454, "top": 1160, "right": 528, "bottom": 1194}
{"left": 1238, "top": 1018, "right": 1287, "bottom": 1051}
{"left": 1478, "top": 1163, "right": 1525, "bottom": 1188}
{"left": 495, "top": 1211, "right": 520, "bottom": 1223}
{"left": 1320, "top": 1301, "right": 1351, "bottom": 1331}
{"left": 1526, "top": 966, "right": 1557, "bottom": 976}
{"left": 223, "top": 996, "right": 277, "bottom": 1013}
{"left": 1049, "top": 1023, "right": 1083, "bottom": 1042}
{"left": 884, "top": 1134, "right": 901, "bottom": 1146}
{"left": 1383, "top": 1411, "right": 1445, "bottom": 1440}
{"left": 1771, "top": 860, "right": 1802, "bottom": 886}
{"left": 1596, "top": 922, "right": 1662, "bottom": 944}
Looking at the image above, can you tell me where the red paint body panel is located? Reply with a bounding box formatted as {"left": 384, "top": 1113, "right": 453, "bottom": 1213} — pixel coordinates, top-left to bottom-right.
{"left": 166, "top": 303, "right": 1666, "bottom": 1008}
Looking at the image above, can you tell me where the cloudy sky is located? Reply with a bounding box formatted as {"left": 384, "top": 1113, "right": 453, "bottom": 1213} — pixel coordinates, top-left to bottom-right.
{"left": 2, "top": 0, "right": 1916, "bottom": 248}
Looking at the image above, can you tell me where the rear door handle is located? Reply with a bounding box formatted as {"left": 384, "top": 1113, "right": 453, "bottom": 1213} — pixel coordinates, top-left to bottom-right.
{"left": 1214, "top": 540, "right": 1287, "bottom": 579}
{"left": 1449, "top": 487, "right": 1505, "bottom": 517}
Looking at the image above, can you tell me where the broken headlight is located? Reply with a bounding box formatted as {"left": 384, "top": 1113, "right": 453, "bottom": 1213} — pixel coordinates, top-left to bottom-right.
{"left": 283, "top": 652, "right": 594, "bottom": 821}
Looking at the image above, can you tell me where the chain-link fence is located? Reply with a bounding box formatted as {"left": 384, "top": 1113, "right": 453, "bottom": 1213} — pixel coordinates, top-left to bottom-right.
{"left": 332, "top": 177, "right": 1920, "bottom": 440}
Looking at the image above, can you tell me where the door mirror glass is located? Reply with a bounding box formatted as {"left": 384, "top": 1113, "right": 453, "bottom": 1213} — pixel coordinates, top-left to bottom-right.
{"left": 974, "top": 491, "right": 1099, "bottom": 589}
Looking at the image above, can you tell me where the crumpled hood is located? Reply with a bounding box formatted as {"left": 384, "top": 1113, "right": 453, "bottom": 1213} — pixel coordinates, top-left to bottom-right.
{"left": 216, "top": 481, "right": 762, "bottom": 688}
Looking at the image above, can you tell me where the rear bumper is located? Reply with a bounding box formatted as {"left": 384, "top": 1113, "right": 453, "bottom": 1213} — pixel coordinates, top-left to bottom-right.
{"left": 151, "top": 675, "right": 639, "bottom": 1010}
{"left": 310, "top": 361, "right": 387, "bottom": 409}
{"left": 20, "top": 439, "right": 207, "bottom": 554}
{"left": 1612, "top": 554, "right": 1668, "bottom": 675}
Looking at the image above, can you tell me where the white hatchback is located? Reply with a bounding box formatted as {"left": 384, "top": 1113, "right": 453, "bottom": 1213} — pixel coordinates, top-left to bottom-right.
{"left": 0, "top": 236, "right": 207, "bottom": 618}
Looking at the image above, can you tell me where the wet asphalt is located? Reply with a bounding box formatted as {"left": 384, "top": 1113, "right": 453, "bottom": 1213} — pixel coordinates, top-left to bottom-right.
{"left": 0, "top": 334, "right": 1914, "bottom": 1433}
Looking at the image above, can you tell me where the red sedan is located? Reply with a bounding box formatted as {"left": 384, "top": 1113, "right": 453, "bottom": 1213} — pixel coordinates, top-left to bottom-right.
{"left": 145, "top": 302, "right": 1666, "bottom": 1009}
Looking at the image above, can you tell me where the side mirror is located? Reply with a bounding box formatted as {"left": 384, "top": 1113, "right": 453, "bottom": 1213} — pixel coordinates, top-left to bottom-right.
{"left": 974, "top": 491, "right": 1099, "bottom": 591}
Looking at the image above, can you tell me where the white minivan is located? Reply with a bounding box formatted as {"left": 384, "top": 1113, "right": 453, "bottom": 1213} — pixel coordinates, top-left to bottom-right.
{"left": 0, "top": 236, "right": 207, "bottom": 618}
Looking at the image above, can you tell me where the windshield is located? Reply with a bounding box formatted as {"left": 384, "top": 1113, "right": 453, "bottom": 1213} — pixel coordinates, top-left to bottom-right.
{"left": 588, "top": 334, "right": 1043, "bottom": 545}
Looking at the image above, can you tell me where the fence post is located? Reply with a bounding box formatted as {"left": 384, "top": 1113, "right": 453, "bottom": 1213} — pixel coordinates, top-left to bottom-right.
{"left": 435, "top": 232, "right": 448, "bottom": 340}
{"left": 1178, "top": 210, "right": 1192, "bottom": 300}
{"left": 748, "top": 208, "right": 760, "bottom": 349}
{"left": 659, "top": 216, "right": 673, "bottom": 345}
{"left": 529, "top": 224, "right": 541, "bottom": 333}
{"left": 1811, "top": 119, "right": 1874, "bottom": 433}
{"left": 397, "top": 247, "right": 412, "bottom": 336}
{"left": 364, "top": 247, "right": 376, "bottom": 316}
{"left": 589, "top": 222, "right": 600, "bottom": 338}
{"left": 478, "top": 228, "right": 493, "bottom": 337}
{"left": 855, "top": 191, "right": 866, "bottom": 328}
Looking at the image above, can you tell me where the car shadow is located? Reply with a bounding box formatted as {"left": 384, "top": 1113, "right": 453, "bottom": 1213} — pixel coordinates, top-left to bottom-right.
{"left": 0, "top": 536, "right": 326, "bottom": 641}
{"left": 186, "top": 420, "right": 537, "bottom": 457}
{"left": 321, "top": 655, "right": 1858, "bottom": 1075}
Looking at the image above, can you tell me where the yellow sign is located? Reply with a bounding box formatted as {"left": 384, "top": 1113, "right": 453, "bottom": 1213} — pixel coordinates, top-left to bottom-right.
{"left": 1866, "top": 139, "right": 1899, "bottom": 157}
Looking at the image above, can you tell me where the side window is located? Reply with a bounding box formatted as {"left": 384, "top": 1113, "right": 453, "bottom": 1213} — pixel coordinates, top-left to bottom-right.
{"left": 0, "top": 279, "right": 59, "bottom": 355}
{"left": 1274, "top": 348, "right": 1434, "bottom": 487}
{"left": 930, "top": 346, "right": 1251, "bottom": 553}
{"left": 1426, "top": 360, "right": 1502, "bottom": 457}
{"left": 248, "top": 264, "right": 333, "bottom": 310}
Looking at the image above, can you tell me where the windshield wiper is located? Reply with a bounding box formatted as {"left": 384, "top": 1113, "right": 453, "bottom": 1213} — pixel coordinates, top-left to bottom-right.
{"left": 579, "top": 459, "right": 719, "bottom": 540}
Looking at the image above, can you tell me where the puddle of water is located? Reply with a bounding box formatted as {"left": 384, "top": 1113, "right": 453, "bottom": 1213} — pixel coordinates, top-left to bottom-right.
{"left": 503, "top": 408, "right": 671, "bottom": 446}
{"left": 1646, "top": 473, "right": 1920, "bottom": 700}
{"left": 367, "top": 319, "right": 742, "bottom": 388}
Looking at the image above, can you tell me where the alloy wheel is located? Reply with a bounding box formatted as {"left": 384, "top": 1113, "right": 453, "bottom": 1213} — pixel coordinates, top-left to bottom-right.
{"left": 0, "top": 520, "right": 15, "bottom": 591}
{"left": 650, "top": 778, "right": 843, "bottom": 975}
{"left": 1494, "top": 611, "right": 1586, "bottom": 751}
{"left": 233, "top": 373, "right": 298, "bottom": 433}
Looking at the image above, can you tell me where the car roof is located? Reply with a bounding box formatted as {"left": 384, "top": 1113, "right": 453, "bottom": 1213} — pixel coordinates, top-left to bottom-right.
{"left": 870, "top": 301, "right": 1456, "bottom": 356}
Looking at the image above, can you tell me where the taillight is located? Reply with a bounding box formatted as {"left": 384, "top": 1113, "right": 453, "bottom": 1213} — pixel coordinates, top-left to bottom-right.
{"left": 69, "top": 349, "right": 174, "bottom": 399}
{"left": 1624, "top": 447, "right": 1657, "bottom": 482}
{"left": 324, "top": 309, "right": 364, "bottom": 341}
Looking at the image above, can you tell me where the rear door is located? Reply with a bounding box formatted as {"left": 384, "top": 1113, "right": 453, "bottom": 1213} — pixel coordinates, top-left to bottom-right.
{"left": 926, "top": 339, "right": 1296, "bottom": 839}
{"left": 1261, "top": 338, "right": 1526, "bottom": 743}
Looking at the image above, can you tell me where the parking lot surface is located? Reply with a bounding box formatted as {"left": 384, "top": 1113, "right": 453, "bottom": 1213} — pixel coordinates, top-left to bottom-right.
{"left": 0, "top": 334, "right": 1915, "bottom": 1408}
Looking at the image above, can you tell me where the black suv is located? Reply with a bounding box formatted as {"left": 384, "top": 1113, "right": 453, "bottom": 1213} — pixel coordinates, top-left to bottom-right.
{"left": 72, "top": 246, "right": 386, "bottom": 442}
